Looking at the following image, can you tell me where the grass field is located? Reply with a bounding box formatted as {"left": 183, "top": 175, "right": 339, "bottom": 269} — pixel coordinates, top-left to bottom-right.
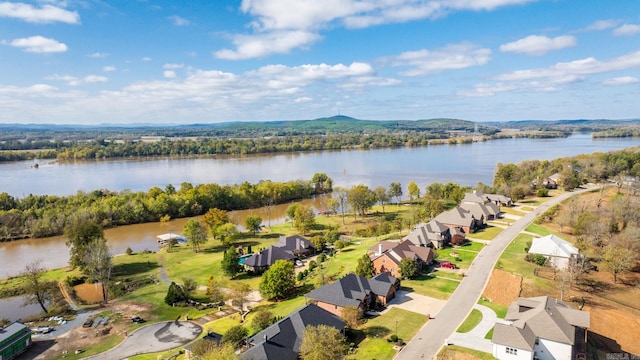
{"left": 467, "top": 226, "right": 504, "bottom": 240}
{"left": 500, "top": 207, "right": 526, "bottom": 216}
{"left": 402, "top": 274, "right": 459, "bottom": 300}
{"left": 347, "top": 308, "right": 427, "bottom": 360}
{"left": 438, "top": 344, "right": 498, "bottom": 360}
{"left": 437, "top": 241, "right": 484, "bottom": 269}
{"left": 495, "top": 233, "right": 554, "bottom": 292}
{"left": 457, "top": 308, "right": 482, "bottom": 333}
{"left": 478, "top": 298, "right": 508, "bottom": 319}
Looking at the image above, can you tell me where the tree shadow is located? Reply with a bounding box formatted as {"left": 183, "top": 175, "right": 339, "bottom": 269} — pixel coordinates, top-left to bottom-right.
{"left": 111, "top": 261, "right": 159, "bottom": 277}
{"left": 576, "top": 278, "right": 614, "bottom": 294}
{"left": 364, "top": 325, "right": 391, "bottom": 338}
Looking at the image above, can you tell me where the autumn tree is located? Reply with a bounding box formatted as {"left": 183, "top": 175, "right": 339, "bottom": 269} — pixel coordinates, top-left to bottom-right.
{"left": 83, "top": 238, "right": 113, "bottom": 303}
{"left": 299, "top": 324, "right": 346, "bottom": 360}
{"left": 259, "top": 260, "right": 295, "bottom": 300}
{"left": 189, "top": 341, "right": 238, "bottom": 360}
{"left": 202, "top": 208, "right": 230, "bottom": 239}
{"left": 183, "top": 219, "right": 207, "bottom": 252}
{"left": 374, "top": 185, "right": 390, "bottom": 213}
{"left": 251, "top": 309, "right": 274, "bottom": 332}
{"left": 601, "top": 243, "right": 637, "bottom": 283}
{"left": 407, "top": 180, "right": 420, "bottom": 202}
{"left": 293, "top": 205, "right": 316, "bottom": 235}
{"left": 217, "top": 223, "right": 239, "bottom": 247}
{"left": 355, "top": 254, "right": 375, "bottom": 278}
{"left": 206, "top": 276, "right": 225, "bottom": 303}
{"left": 65, "top": 217, "right": 105, "bottom": 270}
{"left": 21, "top": 259, "right": 54, "bottom": 314}
{"left": 341, "top": 305, "right": 363, "bottom": 329}
{"left": 228, "top": 282, "right": 251, "bottom": 312}
{"left": 333, "top": 187, "right": 348, "bottom": 225}
{"left": 399, "top": 258, "right": 419, "bottom": 279}
{"left": 245, "top": 215, "right": 263, "bottom": 236}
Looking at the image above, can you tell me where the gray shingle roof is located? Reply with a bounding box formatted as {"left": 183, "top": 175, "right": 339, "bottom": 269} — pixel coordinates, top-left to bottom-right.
{"left": 244, "top": 246, "right": 295, "bottom": 268}
{"left": 275, "top": 235, "right": 314, "bottom": 253}
{"left": 306, "top": 273, "right": 396, "bottom": 308}
{"left": 435, "top": 207, "right": 475, "bottom": 228}
{"left": 242, "top": 304, "right": 345, "bottom": 360}
{"left": 403, "top": 220, "right": 449, "bottom": 247}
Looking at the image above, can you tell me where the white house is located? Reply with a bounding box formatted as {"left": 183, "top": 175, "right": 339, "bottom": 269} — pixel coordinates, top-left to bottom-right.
{"left": 527, "top": 235, "right": 580, "bottom": 270}
{"left": 492, "top": 296, "right": 590, "bottom": 360}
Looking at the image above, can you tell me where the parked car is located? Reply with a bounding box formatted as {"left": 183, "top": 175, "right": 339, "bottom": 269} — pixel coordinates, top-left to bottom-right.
{"left": 439, "top": 261, "right": 457, "bottom": 269}
{"left": 131, "top": 316, "right": 145, "bottom": 323}
{"left": 82, "top": 318, "right": 94, "bottom": 328}
{"left": 295, "top": 260, "right": 304, "bottom": 267}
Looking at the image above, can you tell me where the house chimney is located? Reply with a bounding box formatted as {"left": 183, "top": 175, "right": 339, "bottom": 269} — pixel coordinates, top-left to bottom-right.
{"left": 378, "top": 243, "right": 382, "bottom": 256}
{"left": 264, "top": 334, "right": 268, "bottom": 342}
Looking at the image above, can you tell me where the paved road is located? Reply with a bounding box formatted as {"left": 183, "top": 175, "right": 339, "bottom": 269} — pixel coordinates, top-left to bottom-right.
{"left": 395, "top": 188, "right": 595, "bottom": 360}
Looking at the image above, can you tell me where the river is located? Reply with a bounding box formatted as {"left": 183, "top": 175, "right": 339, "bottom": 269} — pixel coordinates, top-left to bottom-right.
{"left": 0, "top": 133, "right": 638, "bottom": 280}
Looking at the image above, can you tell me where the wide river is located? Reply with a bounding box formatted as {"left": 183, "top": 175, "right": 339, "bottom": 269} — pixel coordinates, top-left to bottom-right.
{"left": 0, "top": 133, "right": 638, "bottom": 279}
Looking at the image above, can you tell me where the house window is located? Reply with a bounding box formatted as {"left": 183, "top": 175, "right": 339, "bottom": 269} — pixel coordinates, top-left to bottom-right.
{"left": 505, "top": 347, "right": 518, "bottom": 355}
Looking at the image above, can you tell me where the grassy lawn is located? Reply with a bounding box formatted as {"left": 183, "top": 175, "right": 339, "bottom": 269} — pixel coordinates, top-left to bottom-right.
{"left": 467, "top": 226, "right": 504, "bottom": 241}
{"left": 347, "top": 308, "right": 427, "bottom": 360}
{"left": 478, "top": 298, "right": 508, "bottom": 319}
{"left": 520, "top": 206, "right": 534, "bottom": 211}
{"left": 402, "top": 274, "right": 459, "bottom": 300}
{"left": 431, "top": 269, "right": 464, "bottom": 280}
{"left": 456, "top": 308, "right": 482, "bottom": 333}
{"left": 439, "top": 345, "right": 498, "bottom": 360}
{"left": 500, "top": 207, "right": 525, "bottom": 216}
{"left": 485, "top": 327, "right": 494, "bottom": 340}
{"left": 437, "top": 241, "right": 484, "bottom": 269}
{"left": 495, "top": 233, "right": 554, "bottom": 292}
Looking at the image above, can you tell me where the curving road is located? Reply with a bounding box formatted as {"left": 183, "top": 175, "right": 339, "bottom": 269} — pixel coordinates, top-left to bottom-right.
{"left": 395, "top": 187, "right": 596, "bottom": 360}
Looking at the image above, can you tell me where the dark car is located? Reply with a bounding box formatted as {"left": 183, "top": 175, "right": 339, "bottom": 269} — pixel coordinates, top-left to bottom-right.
{"left": 82, "top": 318, "right": 94, "bottom": 328}
{"left": 131, "top": 316, "right": 145, "bottom": 323}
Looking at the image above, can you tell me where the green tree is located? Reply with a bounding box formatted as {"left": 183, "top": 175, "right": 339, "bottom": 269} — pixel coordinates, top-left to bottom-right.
{"left": 165, "top": 281, "right": 186, "bottom": 305}
{"left": 21, "top": 259, "right": 54, "bottom": 314}
{"left": 229, "top": 282, "right": 252, "bottom": 312}
{"left": 206, "top": 276, "right": 225, "bottom": 303}
{"left": 388, "top": 182, "right": 403, "bottom": 204}
{"left": 407, "top": 180, "right": 420, "bottom": 202}
{"left": 310, "top": 236, "right": 325, "bottom": 253}
{"left": 293, "top": 205, "right": 316, "bottom": 235}
{"left": 399, "top": 258, "right": 419, "bottom": 279}
{"left": 299, "top": 324, "right": 346, "bottom": 360}
{"left": 327, "top": 198, "right": 340, "bottom": 215}
{"left": 222, "top": 247, "right": 243, "bottom": 278}
{"left": 374, "top": 185, "right": 390, "bottom": 213}
{"left": 286, "top": 203, "right": 300, "bottom": 225}
{"left": 333, "top": 187, "right": 348, "bottom": 225}
{"left": 259, "top": 260, "right": 295, "bottom": 300}
{"left": 83, "top": 238, "right": 113, "bottom": 303}
{"left": 355, "top": 254, "right": 375, "bottom": 278}
{"left": 311, "top": 172, "right": 333, "bottom": 193}
{"left": 181, "top": 277, "right": 198, "bottom": 300}
{"left": 244, "top": 215, "right": 263, "bottom": 236}
{"left": 216, "top": 223, "right": 239, "bottom": 247}
{"left": 251, "top": 310, "right": 274, "bottom": 332}
{"left": 341, "top": 305, "right": 363, "bottom": 329}
{"left": 183, "top": 219, "right": 207, "bottom": 253}
{"left": 347, "top": 184, "right": 375, "bottom": 219}
{"left": 65, "top": 218, "right": 105, "bottom": 270}
{"left": 222, "top": 325, "right": 248, "bottom": 348}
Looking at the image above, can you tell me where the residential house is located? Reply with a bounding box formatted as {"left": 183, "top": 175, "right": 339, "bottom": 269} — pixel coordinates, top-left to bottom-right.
{"left": 242, "top": 304, "right": 345, "bottom": 360}
{"left": 435, "top": 207, "right": 478, "bottom": 234}
{"left": 459, "top": 202, "right": 489, "bottom": 226}
{"left": 368, "top": 240, "right": 434, "bottom": 276}
{"left": 527, "top": 235, "right": 581, "bottom": 270}
{"left": 404, "top": 219, "right": 452, "bottom": 249}
{"left": 462, "top": 191, "right": 504, "bottom": 219}
{"left": 492, "top": 296, "right": 590, "bottom": 360}
{"left": 243, "top": 235, "right": 314, "bottom": 273}
{"left": 305, "top": 273, "right": 399, "bottom": 318}
{"left": 0, "top": 321, "right": 32, "bottom": 360}
{"left": 543, "top": 173, "right": 560, "bottom": 189}
{"left": 485, "top": 193, "right": 513, "bottom": 207}
{"left": 184, "top": 331, "right": 222, "bottom": 360}
{"left": 243, "top": 246, "right": 296, "bottom": 273}
{"left": 274, "top": 235, "right": 315, "bottom": 256}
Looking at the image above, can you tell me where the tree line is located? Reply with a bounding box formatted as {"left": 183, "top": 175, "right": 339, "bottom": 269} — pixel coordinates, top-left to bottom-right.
{"left": 0, "top": 173, "right": 333, "bottom": 241}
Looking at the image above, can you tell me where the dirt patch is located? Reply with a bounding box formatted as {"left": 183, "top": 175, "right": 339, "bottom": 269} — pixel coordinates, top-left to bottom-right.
{"left": 585, "top": 303, "right": 640, "bottom": 356}
{"left": 482, "top": 269, "right": 521, "bottom": 306}
{"left": 439, "top": 347, "right": 486, "bottom": 360}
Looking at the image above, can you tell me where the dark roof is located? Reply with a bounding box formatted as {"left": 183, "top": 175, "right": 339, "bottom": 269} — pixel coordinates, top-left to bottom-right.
{"left": 275, "top": 235, "right": 314, "bottom": 253}
{"left": 403, "top": 220, "right": 449, "bottom": 246}
{"left": 435, "top": 207, "right": 475, "bottom": 227}
{"left": 367, "top": 240, "right": 399, "bottom": 255}
{"left": 244, "top": 246, "right": 295, "bottom": 268}
{"left": 0, "top": 322, "right": 28, "bottom": 344}
{"left": 306, "top": 273, "right": 396, "bottom": 308}
{"left": 242, "top": 304, "right": 345, "bottom": 360}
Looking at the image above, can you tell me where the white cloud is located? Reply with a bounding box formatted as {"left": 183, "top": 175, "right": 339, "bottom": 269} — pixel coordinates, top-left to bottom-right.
{"left": 141, "top": 57, "right": 152, "bottom": 62}
{"left": 499, "top": 35, "right": 576, "bottom": 56}
{"left": 614, "top": 24, "right": 640, "bottom": 36}
{"left": 88, "top": 52, "right": 109, "bottom": 58}
{"left": 46, "top": 74, "right": 108, "bottom": 86}
{"left": 0, "top": 2, "right": 79, "bottom": 24}
{"left": 163, "top": 63, "right": 184, "bottom": 70}
{"left": 215, "top": 30, "right": 322, "bottom": 60}
{"left": 219, "top": 0, "right": 534, "bottom": 59}
{"left": 168, "top": 15, "right": 190, "bottom": 26}
{"left": 387, "top": 43, "right": 491, "bottom": 76}
{"left": 4, "top": 36, "right": 67, "bottom": 53}
{"left": 102, "top": 66, "right": 116, "bottom": 72}
{"left": 163, "top": 70, "right": 177, "bottom": 79}
{"left": 603, "top": 76, "right": 638, "bottom": 86}
{"left": 495, "top": 50, "right": 640, "bottom": 82}
{"left": 583, "top": 19, "right": 620, "bottom": 31}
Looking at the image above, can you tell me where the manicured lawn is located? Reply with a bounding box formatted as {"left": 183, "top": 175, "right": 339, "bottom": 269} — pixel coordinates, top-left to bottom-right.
{"left": 485, "top": 327, "right": 494, "bottom": 340}
{"left": 348, "top": 308, "right": 427, "bottom": 360}
{"left": 439, "top": 345, "right": 498, "bottom": 360}
{"left": 467, "top": 226, "right": 504, "bottom": 240}
{"left": 500, "top": 207, "right": 526, "bottom": 216}
{"left": 521, "top": 206, "right": 534, "bottom": 211}
{"left": 478, "top": 298, "right": 508, "bottom": 319}
{"left": 437, "top": 241, "right": 484, "bottom": 269}
{"left": 524, "top": 223, "right": 552, "bottom": 236}
{"left": 495, "top": 234, "right": 554, "bottom": 291}
{"left": 402, "top": 274, "right": 459, "bottom": 300}
{"left": 457, "top": 308, "right": 482, "bottom": 333}
{"left": 431, "top": 269, "right": 464, "bottom": 280}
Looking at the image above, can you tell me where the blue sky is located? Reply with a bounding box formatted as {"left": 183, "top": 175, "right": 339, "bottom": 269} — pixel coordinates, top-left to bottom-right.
{"left": 1, "top": 0, "right": 639, "bottom": 125}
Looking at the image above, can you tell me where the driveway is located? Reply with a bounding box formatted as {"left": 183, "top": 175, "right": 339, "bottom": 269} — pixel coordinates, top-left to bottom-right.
{"left": 85, "top": 320, "right": 202, "bottom": 359}
{"left": 448, "top": 304, "right": 497, "bottom": 353}
{"left": 385, "top": 290, "right": 447, "bottom": 317}
{"left": 395, "top": 187, "right": 596, "bottom": 360}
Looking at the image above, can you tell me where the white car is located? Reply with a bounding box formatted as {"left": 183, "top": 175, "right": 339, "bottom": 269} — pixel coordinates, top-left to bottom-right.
{"left": 295, "top": 260, "right": 304, "bottom": 267}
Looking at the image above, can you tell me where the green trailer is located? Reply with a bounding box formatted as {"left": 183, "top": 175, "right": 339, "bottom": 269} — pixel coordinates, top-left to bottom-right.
{"left": 0, "top": 322, "right": 32, "bottom": 360}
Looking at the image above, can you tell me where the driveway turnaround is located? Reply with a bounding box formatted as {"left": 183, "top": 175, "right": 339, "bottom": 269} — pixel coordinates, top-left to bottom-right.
{"left": 395, "top": 187, "right": 596, "bottom": 360}
{"left": 448, "top": 304, "right": 497, "bottom": 353}
{"left": 86, "top": 320, "right": 202, "bottom": 359}
{"left": 386, "top": 290, "right": 447, "bottom": 317}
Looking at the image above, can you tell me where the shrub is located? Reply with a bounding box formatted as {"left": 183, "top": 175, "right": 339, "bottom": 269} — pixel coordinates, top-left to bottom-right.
{"left": 536, "top": 188, "right": 549, "bottom": 197}
{"left": 303, "top": 269, "right": 309, "bottom": 276}
{"left": 65, "top": 275, "right": 87, "bottom": 287}
{"left": 317, "top": 253, "right": 326, "bottom": 263}
{"left": 334, "top": 240, "right": 346, "bottom": 249}
{"left": 324, "top": 229, "right": 340, "bottom": 244}
{"left": 125, "top": 247, "right": 133, "bottom": 255}
{"left": 389, "top": 334, "right": 398, "bottom": 342}
{"left": 296, "top": 272, "right": 304, "bottom": 281}
{"left": 308, "top": 260, "right": 317, "bottom": 271}
{"left": 525, "top": 254, "right": 547, "bottom": 266}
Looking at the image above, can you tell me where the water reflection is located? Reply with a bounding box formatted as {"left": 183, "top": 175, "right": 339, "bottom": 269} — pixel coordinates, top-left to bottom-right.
{"left": 0, "top": 296, "right": 47, "bottom": 322}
